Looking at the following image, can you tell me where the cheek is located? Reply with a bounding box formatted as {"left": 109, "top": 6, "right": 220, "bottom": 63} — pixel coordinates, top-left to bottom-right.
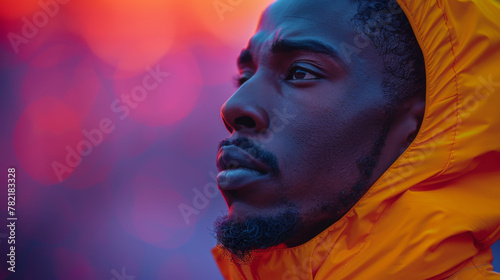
{"left": 272, "top": 114, "right": 352, "bottom": 192}
{"left": 267, "top": 81, "right": 388, "bottom": 196}
{"left": 273, "top": 105, "right": 386, "bottom": 196}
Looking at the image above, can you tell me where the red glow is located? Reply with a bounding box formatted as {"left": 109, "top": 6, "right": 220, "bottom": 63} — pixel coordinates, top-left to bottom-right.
{"left": 14, "top": 96, "right": 83, "bottom": 184}
{"left": 0, "top": 0, "right": 39, "bottom": 20}
{"left": 183, "top": 0, "right": 274, "bottom": 45}
{"left": 69, "top": 0, "right": 176, "bottom": 78}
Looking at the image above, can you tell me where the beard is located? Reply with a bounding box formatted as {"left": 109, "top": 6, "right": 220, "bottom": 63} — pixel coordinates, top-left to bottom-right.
{"left": 213, "top": 114, "right": 395, "bottom": 263}
{"left": 214, "top": 207, "right": 300, "bottom": 263}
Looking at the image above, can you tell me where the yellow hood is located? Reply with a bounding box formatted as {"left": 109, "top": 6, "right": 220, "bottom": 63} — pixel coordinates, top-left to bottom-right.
{"left": 213, "top": 0, "right": 500, "bottom": 279}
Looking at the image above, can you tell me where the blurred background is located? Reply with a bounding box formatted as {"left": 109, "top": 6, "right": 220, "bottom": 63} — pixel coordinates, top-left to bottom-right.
{"left": 0, "top": 0, "right": 498, "bottom": 279}
{"left": 0, "top": 0, "right": 274, "bottom": 279}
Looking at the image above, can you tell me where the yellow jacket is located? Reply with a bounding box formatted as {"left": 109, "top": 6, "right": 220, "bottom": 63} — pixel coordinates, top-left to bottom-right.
{"left": 212, "top": 0, "right": 500, "bottom": 279}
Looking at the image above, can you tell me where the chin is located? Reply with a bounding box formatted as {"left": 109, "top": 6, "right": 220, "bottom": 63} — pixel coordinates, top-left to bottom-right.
{"left": 214, "top": 206, "right": 301, "bottom": 262}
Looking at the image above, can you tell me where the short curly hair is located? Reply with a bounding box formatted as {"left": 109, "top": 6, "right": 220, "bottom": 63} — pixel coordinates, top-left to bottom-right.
{"left": 351, "top": 0, "right": 426, "bottom": 114}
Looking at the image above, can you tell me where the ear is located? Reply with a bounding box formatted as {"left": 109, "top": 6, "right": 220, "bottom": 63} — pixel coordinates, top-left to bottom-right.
{"left": 383, "top": 95, "right": 425, "bottom": 159}
{"left": 396, "top": 95, "right": 426, "bottom": 156}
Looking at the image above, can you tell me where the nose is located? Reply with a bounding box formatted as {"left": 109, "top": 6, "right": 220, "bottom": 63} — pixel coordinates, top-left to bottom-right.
{"left": 220, "top": 83, "right": 269, "bottom": 134}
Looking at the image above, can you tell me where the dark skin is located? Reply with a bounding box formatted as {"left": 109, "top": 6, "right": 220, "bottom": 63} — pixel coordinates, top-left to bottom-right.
{"left": 217, "top": 0, "right": 425, "bottom": 247}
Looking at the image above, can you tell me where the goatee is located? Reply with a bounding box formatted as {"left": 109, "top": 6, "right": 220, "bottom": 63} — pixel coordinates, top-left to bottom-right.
{"left": 214, "top": 208, "right": 300, "bottom": 263}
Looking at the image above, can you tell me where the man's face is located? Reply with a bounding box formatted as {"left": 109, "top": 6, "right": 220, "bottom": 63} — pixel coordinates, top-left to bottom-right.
{"left": 216, "top": 0, "right": 396, "bottom": 253}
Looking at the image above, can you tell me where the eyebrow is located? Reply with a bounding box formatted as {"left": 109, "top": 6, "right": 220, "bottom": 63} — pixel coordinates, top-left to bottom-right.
{"left": 237, "top": 38, "right": 346, "bottom": 69}
{"left": 271, "top": 38, "right": 345, "bottom": 66}
{"left": 237, "top": 49, "right": 253, "bottom": 66}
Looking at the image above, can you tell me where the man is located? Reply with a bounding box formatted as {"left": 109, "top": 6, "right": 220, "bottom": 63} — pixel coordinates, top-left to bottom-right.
{"left": 213, "top": 0, "right": 500, "bottom": 279}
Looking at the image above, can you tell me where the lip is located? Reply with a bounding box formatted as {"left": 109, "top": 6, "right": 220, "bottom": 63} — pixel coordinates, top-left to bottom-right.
{"left": 216, "top": 145, "right": 271, "bottom": 190}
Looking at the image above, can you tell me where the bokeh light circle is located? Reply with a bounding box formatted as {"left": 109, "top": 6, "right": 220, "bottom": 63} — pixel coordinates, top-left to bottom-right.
{"left": 112, "top": 47, "right": 202, "bottom": 127}
{"left": 69, "top": 0, "right": 176, "bottom": 78}
{"left": 22, "top": 43, "right": 101, "bottom": 119}
{"left": 14, "top": 96, "right": 83, "bottom": 184}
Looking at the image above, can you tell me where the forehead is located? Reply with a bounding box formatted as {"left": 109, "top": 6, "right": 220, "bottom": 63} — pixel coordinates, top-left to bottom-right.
{"left": 247, "top": 0, "right": 358, "bottom": 57}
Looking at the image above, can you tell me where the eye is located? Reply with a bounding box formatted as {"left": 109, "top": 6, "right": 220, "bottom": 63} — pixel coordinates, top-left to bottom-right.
{"left": 233, "top": 76, "right": 246, "bottom": 87}
{"left": 285, "top": 66, "right": 319, "bottom": 81}
{"left": 233, "top": 71, "right": 253, "bottom": 88}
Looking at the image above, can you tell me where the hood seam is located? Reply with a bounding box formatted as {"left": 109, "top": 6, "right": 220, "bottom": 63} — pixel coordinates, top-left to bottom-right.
{"left": 433, "top": 0, "right": 460, "bottom": 177}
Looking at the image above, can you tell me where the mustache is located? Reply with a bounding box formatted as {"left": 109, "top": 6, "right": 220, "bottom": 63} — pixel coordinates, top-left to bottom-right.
{"left": 218, "top": 137, "right": 280, "bottom": 176}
